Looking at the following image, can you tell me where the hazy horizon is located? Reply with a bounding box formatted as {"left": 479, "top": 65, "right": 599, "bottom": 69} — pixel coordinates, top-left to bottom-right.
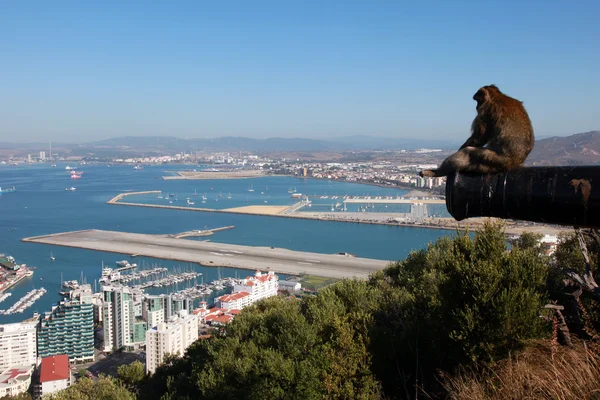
{"left": 1, "top": 1, "right": 598, "bottom": 142}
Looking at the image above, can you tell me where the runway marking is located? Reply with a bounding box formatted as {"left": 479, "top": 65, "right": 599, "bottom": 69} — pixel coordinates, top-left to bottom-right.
{"left": 210, "top": 252, "right": 224, "bottom": 256}
{"left": 305, "top": 259, "right": 321, "bottom": 263}
{"left": 297, "top": 262, "right": 313, "bottom": 265}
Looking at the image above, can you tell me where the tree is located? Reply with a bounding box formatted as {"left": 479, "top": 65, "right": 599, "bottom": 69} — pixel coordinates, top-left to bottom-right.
{"left": 368, "top": 221, "right": 550, "bottom": 397}
{"left": 46, "top": 376, "right": 135, "bottom": 400}
{"left": 0, "top": 393, "right": 32, "bottom": 400}
{"left": 117, "top": 360, "right": 146, "bottom": 393}
{"left": 138, "top": 222, "right": 552, "bottom": 400}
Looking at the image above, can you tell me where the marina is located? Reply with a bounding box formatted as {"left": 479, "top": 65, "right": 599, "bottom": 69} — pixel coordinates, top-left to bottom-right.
{"left": 0, "top": 288, "right": 46, "bottom": 315}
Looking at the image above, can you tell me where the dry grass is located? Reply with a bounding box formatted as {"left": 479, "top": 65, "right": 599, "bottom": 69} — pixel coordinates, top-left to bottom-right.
{"left": 442, "top": 340, "right": 600, "bottom": 400}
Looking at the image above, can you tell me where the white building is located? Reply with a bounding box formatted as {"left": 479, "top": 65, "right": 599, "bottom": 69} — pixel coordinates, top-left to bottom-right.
{"left": 279, "top": 281, "right": 302, "bottom": 292}
{"left": 177, "top": 310, "right": 199, "bottom": 349}
{"left": 0, "top": 322, "right": 37, "bottom": 371}
{"left": 0, "top": 365, "right": 34, "bottom": 398}
{"left": 145, "top": 310, "right": 199, "bottom": 374}
{"left": 216, "top": 291, "right": 251, "bottom": 310}
{"left": 37, "top": 355, "right": 71, "bottom": 397}
{"left": 216, "top": 271, "right": 278, "bottom": 310}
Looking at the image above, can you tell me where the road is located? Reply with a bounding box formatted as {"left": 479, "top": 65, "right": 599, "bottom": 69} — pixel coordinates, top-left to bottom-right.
{"left": 22, "top": 230, "right": 390, "bottom": 279}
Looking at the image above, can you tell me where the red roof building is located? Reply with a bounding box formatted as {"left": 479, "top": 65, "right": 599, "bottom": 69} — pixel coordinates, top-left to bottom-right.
{"left": 38, "top": 355, "right": 71, "bottom": 397}
{"left": 39, "top": 355, "right": 70, "bottom": 383}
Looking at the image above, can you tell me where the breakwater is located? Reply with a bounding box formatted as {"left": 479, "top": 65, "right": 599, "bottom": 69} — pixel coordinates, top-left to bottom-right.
{"left": 106, "top": 191, "right": 568, "bottom": 235}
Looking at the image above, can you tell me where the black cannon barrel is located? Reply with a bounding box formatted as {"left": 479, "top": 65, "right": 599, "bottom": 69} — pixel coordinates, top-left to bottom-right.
{"left": 445, "top": 166, "right": 600, "bottom": 228}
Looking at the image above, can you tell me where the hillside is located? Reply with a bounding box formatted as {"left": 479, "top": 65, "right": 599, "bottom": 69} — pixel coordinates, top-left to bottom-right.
{"left": 527, "top": 130, "right": 600, "bottom": 166}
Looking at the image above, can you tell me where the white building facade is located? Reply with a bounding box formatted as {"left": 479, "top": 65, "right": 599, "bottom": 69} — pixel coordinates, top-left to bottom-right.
{"left": 145, "top": 310, "right": 199, "bottom": 374}
{"left": 216, "top": 271, "right": 279, "bottom": 310}
{"left": 0, "top": 322, "right": 37, "bottom": 370}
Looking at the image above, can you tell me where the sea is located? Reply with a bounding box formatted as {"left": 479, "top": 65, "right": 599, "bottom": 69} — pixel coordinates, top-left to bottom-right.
{"left": 0, "top": 163, "right": 452, "bottom": 323}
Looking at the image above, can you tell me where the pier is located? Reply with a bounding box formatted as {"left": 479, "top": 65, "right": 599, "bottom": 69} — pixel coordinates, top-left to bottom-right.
{"left": 304, "top": 195, "right": 444, "bottom": 204}
{"left": 168, "top": 226, "right": 235, "bottom": 239}
{"left": 107, "top": 190, "right": 162, "bottom": 204}
{"left": 22, "top": 230, "right": 390, "bottom": 279}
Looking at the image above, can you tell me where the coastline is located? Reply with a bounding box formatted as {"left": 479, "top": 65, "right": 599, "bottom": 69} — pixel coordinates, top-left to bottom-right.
{"left": 106, "top": 191, "right": 571, "bottom": 236}
{"left": 162, "top": 170, "right": 266, "bottom": 180}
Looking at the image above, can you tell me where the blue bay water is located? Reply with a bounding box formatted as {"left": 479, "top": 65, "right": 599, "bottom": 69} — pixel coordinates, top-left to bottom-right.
{"left": 0, "top": 164, "right": 452, "bottom": 323}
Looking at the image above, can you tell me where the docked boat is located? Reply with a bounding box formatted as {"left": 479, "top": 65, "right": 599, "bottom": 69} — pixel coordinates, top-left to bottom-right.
{"left": 133, "top": 165, "right": 144, "bottom": 170}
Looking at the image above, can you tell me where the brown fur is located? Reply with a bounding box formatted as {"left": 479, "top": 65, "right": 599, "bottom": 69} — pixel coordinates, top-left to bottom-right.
{"left": 420, "top": 85, "right": 534, "bottom": 177}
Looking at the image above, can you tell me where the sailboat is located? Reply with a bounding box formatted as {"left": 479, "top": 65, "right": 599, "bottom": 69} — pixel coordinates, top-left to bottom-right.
{"left": 50, "top": 251, "right": 55, "bottom": 261}
{"left": 227, "top": 192, "right": 231, "bottom": 199}
{"left": 248, "top": 184, "right": 254, "bottom": 192}
{"left": 192, "top": 189, "right": 198, "bottom": 197}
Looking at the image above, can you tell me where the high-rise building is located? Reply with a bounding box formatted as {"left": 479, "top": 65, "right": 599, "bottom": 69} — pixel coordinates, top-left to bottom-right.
{"left": 145, "top": 322, "right": 182, "bottom": 374}
{"left": 0, "top": 322, "right": 37, "bottom": 370}
{"left": 103, "top": 285, "right": 145, "bottom": 351}
{"left": 38, "top": 285, "right": 94, "bottom": 363}
{"left": 39, "top": 151, "right": 46, "bottom": 160}
{"left": 142, "top": 295, "right": 166, "bottom": 329}
{"left": 145, "top": 310, "right": 199, "bottom": 374}
{"left": 142, "top": 294, "right": 193, "bottom": 330}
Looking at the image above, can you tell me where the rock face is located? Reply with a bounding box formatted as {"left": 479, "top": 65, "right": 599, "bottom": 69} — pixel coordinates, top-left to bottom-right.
{"left": 527, "top": 131, "right": 600, "bottom": 166}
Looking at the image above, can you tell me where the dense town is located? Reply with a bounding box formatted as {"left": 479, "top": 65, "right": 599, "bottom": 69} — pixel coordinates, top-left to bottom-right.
{"left": 0, "top": 255, "right": 295, "bottom": 398}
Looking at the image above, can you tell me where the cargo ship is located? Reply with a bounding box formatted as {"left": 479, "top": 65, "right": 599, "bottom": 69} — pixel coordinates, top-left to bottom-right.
{"left": 0, "top": 187, "right": 16, "bottom": 193}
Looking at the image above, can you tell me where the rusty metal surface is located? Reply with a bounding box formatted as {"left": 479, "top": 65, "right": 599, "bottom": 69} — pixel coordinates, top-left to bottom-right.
{"left": 446, "top": 167, "right": 600, "bottom": 228}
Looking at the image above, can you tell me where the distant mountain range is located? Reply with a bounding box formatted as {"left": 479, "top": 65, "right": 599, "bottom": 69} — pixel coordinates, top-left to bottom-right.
{"left": 2, "top": 132, "right": 599, "bottom": 164}
{"left": 527, "top": 130, "right": 600, "bottom": 166}
{"left": 88, "top": 135, "right": 461, "bottom": 152}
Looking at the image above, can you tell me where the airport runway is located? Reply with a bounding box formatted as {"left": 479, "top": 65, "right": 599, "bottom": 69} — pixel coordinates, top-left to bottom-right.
{"left": 22, "top": 230, "right": 390, "bottom": 279}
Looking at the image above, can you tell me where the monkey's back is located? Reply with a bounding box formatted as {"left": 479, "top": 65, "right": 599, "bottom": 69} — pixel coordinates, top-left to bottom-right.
{"left": 487, "top": 93, "right": 534, "bottom": 169}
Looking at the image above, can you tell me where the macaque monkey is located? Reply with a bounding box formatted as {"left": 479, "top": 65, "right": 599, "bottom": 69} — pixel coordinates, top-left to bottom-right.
{"left": 420, "top": 85, "right": 534, "bottom": 177}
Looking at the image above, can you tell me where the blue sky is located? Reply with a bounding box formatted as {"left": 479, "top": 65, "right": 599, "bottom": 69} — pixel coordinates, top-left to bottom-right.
{"left": 0, "top": 1, "right": 598, "bottom": 142}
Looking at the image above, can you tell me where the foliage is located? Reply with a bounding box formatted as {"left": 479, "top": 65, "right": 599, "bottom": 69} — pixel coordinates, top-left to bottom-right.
{"left": 138, "top": 222, "right": 551, "bottom": 399}
{"left": 0, "top": 393, "right": 32, "bottom": 400}
{"left": 552, "top": 231, "right": 600, "bottom": 333}
{"left": 46, "top": 376, "right": 135, "bottom": 400}
{"left": 117, "top": 361, "right": 146, "bottom": 393}
{"left": 509, "top": 231, "right": 543, "bottom": 251}
{"left": 142, "top": 287, "right": 382, "bottom": 399}
{"left": 368, "top": 222, "right": 550, "bottom": 397}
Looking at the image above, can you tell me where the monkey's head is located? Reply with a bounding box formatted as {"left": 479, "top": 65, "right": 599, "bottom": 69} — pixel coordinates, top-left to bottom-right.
{"left": 473, "top": 85, "right": 501, "bottom": 110}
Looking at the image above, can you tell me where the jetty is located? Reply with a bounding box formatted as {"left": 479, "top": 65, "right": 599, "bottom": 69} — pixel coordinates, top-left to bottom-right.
{"left": 107, "top": 190, "right": 162, "bottom": 204}
{"left": 1, "top": 288, "right": 46, "bottom": 315}
{"left": 168, "top": 226, "right": 235, "bottom": 239}
{"left": 306, "top": 195, "right": 445, "bottom": 204}
{"left": 22, "top": 230, "right": 390, "bottom": 279}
